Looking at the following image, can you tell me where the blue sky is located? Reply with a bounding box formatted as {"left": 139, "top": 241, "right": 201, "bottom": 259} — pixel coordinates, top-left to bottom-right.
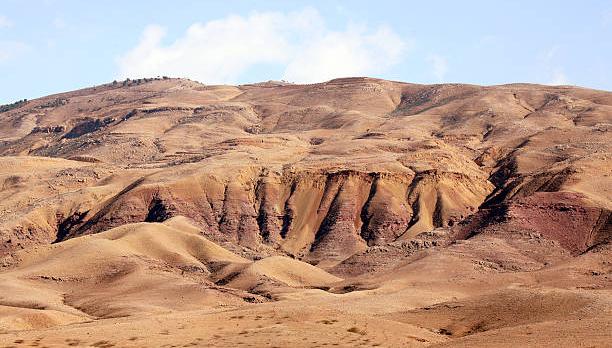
{"left": 0, "top": 0, "right": 610, "bottom": 103}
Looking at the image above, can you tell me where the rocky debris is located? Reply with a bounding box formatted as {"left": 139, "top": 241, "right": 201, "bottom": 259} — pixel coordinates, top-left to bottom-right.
{"left": 31, "top": 125, "right": 66, "bottom": 134}
{"left": 37, "top": 98, "right": 69, "bottom": 109}
{"left": 64, "top": 117, "right": 115, "bottom": 139}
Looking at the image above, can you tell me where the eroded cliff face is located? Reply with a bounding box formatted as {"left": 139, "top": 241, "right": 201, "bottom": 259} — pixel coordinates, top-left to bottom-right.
{"left": 33, "top": 166, "right": 491, "bottom": 264}
{"left": 0, "top": 77, "right": 610, "bottom": 267}
{"left": 454, "top": 191, "right": 611, "bottom": 255}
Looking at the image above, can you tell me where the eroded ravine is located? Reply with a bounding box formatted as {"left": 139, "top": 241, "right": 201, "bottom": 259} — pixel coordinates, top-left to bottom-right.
{"left": 40, "top": 167, "right": 492, "bottom": 265}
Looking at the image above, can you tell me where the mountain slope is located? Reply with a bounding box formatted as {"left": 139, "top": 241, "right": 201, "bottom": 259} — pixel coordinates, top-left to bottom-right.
{"left": 0, "top": 77, "right": 610, "bottom": 347}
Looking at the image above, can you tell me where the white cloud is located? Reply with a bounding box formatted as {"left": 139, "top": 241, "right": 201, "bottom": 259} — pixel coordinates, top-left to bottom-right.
{"left": 117, "top": 8, "right": 407, "bottom": 84}
{"left": 0, "top": 41, "right": 28, "bottom": 62}
{"left": 427, "top": 54, "right": 448, "bottom": 82}
{"left": 548, "top": 69, "right": 569, "bottom": 85}
{"left": 0, "top": 15, "right": 12, "bottom": 28}
{"left": 283, "top": 25, "right": 405, "bottom": 83}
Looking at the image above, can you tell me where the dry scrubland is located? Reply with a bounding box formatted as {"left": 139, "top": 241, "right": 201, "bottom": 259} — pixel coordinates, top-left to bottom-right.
{"left": 0, "top": 77, "right": 610, "bottom": 347}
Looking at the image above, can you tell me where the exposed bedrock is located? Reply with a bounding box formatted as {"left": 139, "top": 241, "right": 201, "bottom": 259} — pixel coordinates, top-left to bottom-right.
{"left": 48, "top": 167, "right": 493, "bottom": 262}
{"left": 454, "top": 191, "right": 611, "bottom": 255}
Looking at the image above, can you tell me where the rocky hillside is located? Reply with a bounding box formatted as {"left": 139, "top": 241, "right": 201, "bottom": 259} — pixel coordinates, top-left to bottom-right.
{"left": 0, "top": 77, "right": 611, "bottom": 347}
{"left": 0, "top": 77, "right": 610, "bottom": 267}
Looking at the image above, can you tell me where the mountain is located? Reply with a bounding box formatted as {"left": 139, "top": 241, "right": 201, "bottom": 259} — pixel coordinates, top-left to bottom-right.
{"left": 0, "top": 77, "right": 610, "bottom": 347}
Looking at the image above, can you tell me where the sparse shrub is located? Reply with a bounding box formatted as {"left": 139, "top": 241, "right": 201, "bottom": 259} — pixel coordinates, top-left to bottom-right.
{"left": 38, "top": 98, "right": 68, "bottom": 108}
{"left": 0, "top": 99, "right": 28, "bottom": 113}
{"left": 347, "top": 327, "right": 367, "bottom": 335}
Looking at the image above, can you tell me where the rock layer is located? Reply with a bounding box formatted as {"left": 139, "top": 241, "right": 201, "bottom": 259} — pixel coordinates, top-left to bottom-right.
{"left": 0, "top": 77, "right": 610, "bottom": 265}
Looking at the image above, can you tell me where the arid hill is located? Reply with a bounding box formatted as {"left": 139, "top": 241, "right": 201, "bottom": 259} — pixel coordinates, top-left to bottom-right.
{"left": 0, "top": 77, "right": 610, "bottom": 347}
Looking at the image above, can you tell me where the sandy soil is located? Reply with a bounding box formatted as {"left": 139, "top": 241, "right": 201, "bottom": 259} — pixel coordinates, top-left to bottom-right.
{"left": 0, "top": 77, "right": 610, "bottom": 347}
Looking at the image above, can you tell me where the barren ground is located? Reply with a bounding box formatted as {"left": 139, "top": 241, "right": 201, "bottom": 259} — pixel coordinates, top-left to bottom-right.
{"left": 0, "top": 77, "right": 610, "bottom": 347}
